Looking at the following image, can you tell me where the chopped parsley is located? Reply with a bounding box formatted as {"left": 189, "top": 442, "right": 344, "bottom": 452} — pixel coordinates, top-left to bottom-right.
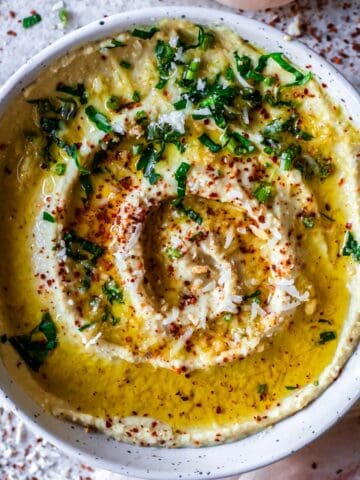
{"left": 253, "top": 183, "right": 274, "bottom": 204}
{"left": 64, "top": 230, "right": 104, "bottom": 263}
{"left": 54, "top": 163, "right": 66, "bottom": 176}
{"left": 120, "top": 60, "right": 131, "bottom": 69}
{"left": 255, "top": 52, "right": 312, "bottom": 87}
{"left": 319, "top": 330, "right": 337, "bottom": 345}
{"left": 154, "top": 40, "right": 177, "bottom": 89}
{"left": 243, "top": 289, "right": 261, "bottom": 303}
{"left": 302, "top": 216, "right": 315, "bottom": 228}
{"left": 103, "top": 278, "right": 124, "bottom": 304}
{"left": 280, "top": 144, "right": 301, "bottom": 170}
{"left": 166, "top": 247, "right": 183, "bottom": 259}
{"left": 137, "top": 123, "right": 185, "bottom": 184}
{"left": 285, "top": 385, "right": 298, "bottom": 390}
{"left": 85, "top": 105, "right": 112, "bottom": 133}
{"left": 106, "top": 95, "right": 121, "bottom": 111}
{"left": 198, "top": 133, "right": 222, "bottom": 153}
{"left": 56, "top": 82, "right": 87, "bottom": 105}
{"left": 132, "top": 27, "right": 159, "bottom": 39}
{"left": 180, "top": 25, "right": 215, "bottom": 51}
{"left": 342, "top": 231, "right": 360, "bottom": 261}
{"left": 8, "top": 313, "right": 57, "bottom": 371}
{"left": 23, "top": 13, "right": 42, "bottom": 29}
{"left": 78, "top": 323, "right": 93, "bottom": 332}
{"left": 174, "top": 162, "right": 191, "bottom": 198}
{"left": 43, "top": 211, "right": 55, "bottom": 223}
{"left": 234, "top": 52, "right": 265, "bottom": 83}
{"left": 174, "top": 201, "right": 203, "bottom": 225}
{"left": 173, "top": 98, "right": 187, "bottom": 110}
{"left": 104, "top": 39, "right": 126, "bottom": 49}
{"left": 59, "top": 8, "right": 69, "bottom": 25}
{"left": 223, "top": 312, "right": 233, "bottom": 322}
{"left": 79, "top": 174, "right": 93, "bottom": 200}
{"left": 132, "top": 90, "right": 141, "bottom": 102}
{"left": 181, "top": 59, "right": 201, "bottom": 86}
{"left": 257, "top": 383, "right": 268, "bottom": 395}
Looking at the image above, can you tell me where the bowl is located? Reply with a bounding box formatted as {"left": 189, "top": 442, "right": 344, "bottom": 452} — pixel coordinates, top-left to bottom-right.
{"left": 0, "top": 6, "right": 359, "bottom": 479}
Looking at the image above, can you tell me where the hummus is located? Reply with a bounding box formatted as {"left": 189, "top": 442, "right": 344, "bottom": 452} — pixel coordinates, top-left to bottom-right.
{"left": 0, "top": 19, "right": 359, "bottom": 447}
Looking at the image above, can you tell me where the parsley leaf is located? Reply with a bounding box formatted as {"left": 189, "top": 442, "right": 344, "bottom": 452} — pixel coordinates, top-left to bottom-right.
{"left": 23, "top": 13, "right": 42, "bottom": 29}
{"left": 175, "top": 162, "right": 191, "bottom": 198}
{"left": 342, "top": 231, "right": 360, "bottom": 261}
{"left": 255, "top": 52, "right": 312, "bottom": 87}
{"left": 9, "top": 313, "right": 57, "bottom": 371}
{"left": 253, "top": 183, "right": 274, "bottom": 204}
{"left": 318, "top": 331, "right": 336, "bottom": 345}
{"left": 154, "top": 40, "right": 177, "bottom": 89}
{"left": 103, "top": 278, "right": 124, "bottom": 304}
{"left": 43, "top": 211, "right": 55, "bottom": 223}
{"left": 132, "top": 27, "right": 159, "bottom": 39}
{"left": 85, "top": 105, "right": 112, "bottom": 133}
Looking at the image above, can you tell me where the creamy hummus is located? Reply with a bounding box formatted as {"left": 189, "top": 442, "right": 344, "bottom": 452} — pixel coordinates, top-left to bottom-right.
{"left": 0, "top": 19, "right": 359, "bottom": 447}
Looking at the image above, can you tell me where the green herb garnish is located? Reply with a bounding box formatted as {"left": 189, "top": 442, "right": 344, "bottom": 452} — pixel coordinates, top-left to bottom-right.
{"left": 43, "top": 211, "right": 55, "bottom": 223}
{"left": 136, "top": 144, "right": 161, "bottom": 185}
{"left": 78, "top": 323, "right": 93, "bottom": 332}
{"left": 54, "top": 163, "right": 66, "bottom": 176}
{"left": 56, "top": 83, "right": 87, "bottom": 104}
{"left": 23, "top": 13, "right": 42, "bottom": 29}
{"left": 243, "top": 289, "right": 261, "bottom": 303}
{"left": 302, "top": 216, "right": 315, "bottom": 228}
{"left": 132, "top": 90, "right": 141, "bottom": 102}
{"left": 132, "top": 144, "right": 143, "bottom": 156}
{"left": 181, "top": 59, "right": 201, "bottom": 86}
{"left": 255, "top": 52, "right": 312, "bottom": 87}
{"left": 342, "top": 231, "right": 360, "bottom": 261}
{"left": 166, "top": 247, "right": 183, "bottom": 259}
{"left": 85, "top": 105, "right": 112, "bottom": 133}
{"left": 9, "top": 313, "right": 57, "bottom": 371}
{"left": 154, "top": 40, "right": 176, "bottom": 89}
{"left": 132, "top": 27, "right": 159, "bottom": 39}
{"left": 103, "top": 278, "right": 124, "bottom": 304}
{"left": 174, "top": 98, "right": 187, "bottom": 110}
{"left": 59, "top": 8, "right": 69, "bottom": 25}
{"left": 180, "top": 25, "right": 215, "bottom": 51}
{"left": 104, "top": 39, "right": 126, "bottom": 49}
{"left": 174, "top": 162, "right": 191, "bottom": 198}
{"left": 223, "top": 313, "right": 233, "bottom": 322}
{"left": 64, "top": 230, "right": 104, "bottom": 262}
{"left": 198, "top": 133, "right": 222, "bottom": 153}
{"left": 253, "top": 183, "right": 274, "bottom": 204}
{"left": 280, "top": 144, "right": 301, "bottom": 170}
{"left": 106, "top": 95, "right": 121, "bottom": 111}
{"left": 120, "top": 60, "right": 131, "bottom": 69}
{"left": 257, "top": 383, "right": 268, "bottom": 395}
{"left": 319, "top": 331, "right": 336, "bottom": 344}
{"left": 234, "top": 52, "right": 265, "bottom": 83}
{"left": 79, "top": 174, "right": 93, "bottom": 199}
{"left": 285, "top": 385, "right": 298, "bottom": 390}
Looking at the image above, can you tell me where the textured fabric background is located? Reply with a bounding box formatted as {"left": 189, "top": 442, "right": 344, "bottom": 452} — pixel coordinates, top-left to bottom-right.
{"left": 0, "top": 1, "right": 359, "bottom": 479}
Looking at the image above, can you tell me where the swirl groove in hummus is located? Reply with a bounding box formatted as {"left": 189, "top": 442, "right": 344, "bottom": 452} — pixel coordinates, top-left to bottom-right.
{"left": 0, "top": 19, "right": 359, "bottom": 447}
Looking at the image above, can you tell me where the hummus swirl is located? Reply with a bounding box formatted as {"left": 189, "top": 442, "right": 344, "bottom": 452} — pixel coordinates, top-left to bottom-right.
{"left": 0, "top": 19, "right": 359, "bottom": 447}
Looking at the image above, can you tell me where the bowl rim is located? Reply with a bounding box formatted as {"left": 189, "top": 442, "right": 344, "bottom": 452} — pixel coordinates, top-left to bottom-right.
{"left": 0, "top": 6, "right": 359, "bottom": 479}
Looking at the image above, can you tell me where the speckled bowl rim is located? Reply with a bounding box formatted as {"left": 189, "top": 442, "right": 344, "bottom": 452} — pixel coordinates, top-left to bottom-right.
{"left": 0, "top": 6, "right": 359, "bottom": 480}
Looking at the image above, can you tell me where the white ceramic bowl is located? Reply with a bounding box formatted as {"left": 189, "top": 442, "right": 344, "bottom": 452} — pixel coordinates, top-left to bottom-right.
{"left": 0, "top": 7, "right": 359, "bottom": 479}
